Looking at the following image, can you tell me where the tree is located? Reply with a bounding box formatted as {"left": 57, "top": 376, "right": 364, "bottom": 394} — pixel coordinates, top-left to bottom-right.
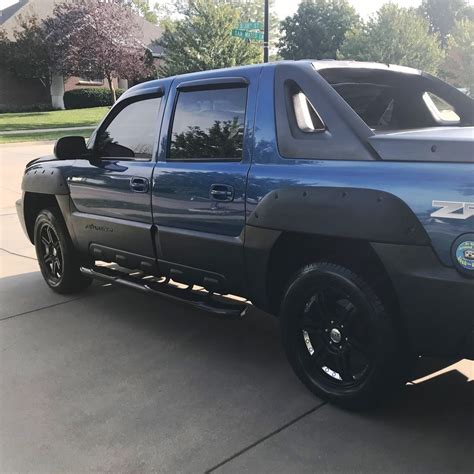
{"left": 157, "top": 0, "right": 262, "bottom": 77}
{"left": 418, "top": 0, "right": 474, "bottom": 47}
{"left": 0, "top": 15, "right": 53, "bottom": 98}
{"left": 0, "top": 29, "right": 7, "bottom": 67}
{"left": 338, "top": 4, "right": 444, "bottom": 74}
{"left": 45, "top": 0, "right": 154, "bottom": 102}
{"left": 278, "top": 0, "right": 359, "bottom": 60}
{"left": 440, "top": 19, "right": 474, "bottom": 93}
{"left": 126, "top": 0, "right": 164, "bottom": 25}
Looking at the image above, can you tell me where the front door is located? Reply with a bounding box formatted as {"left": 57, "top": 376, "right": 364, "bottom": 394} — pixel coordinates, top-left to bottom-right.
{"left": 152, "top": 70, "right": 260, "bottom": 293}
{"left": 68, "top": 94, "right": 163, "bottom": 264}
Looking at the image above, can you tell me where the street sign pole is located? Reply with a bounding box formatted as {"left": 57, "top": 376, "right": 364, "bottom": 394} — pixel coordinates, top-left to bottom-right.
{"left": 263, "top": 0, "right": 269, "bottom": 63}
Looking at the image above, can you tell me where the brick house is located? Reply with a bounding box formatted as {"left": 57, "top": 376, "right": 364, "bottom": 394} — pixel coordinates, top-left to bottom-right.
{"left": 0, "top": 0, "right": 163, "bottom": 109}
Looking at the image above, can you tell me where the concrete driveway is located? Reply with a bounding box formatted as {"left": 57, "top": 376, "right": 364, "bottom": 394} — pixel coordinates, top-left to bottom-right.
{"left": 1, "top": 142, "right": 473, "bottom": 473}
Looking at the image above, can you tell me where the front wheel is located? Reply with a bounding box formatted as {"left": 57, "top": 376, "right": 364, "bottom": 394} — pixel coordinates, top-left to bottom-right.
{"left": 34, "top": 209, "right": 92, "bottom": 294}
{"left": 280, "top": 262, "right": 406, "bottom": 410}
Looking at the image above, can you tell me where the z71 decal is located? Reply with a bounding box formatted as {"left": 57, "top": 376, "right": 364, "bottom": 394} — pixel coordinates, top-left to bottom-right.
{"left": 431, "top": 201, "right": 474, "bottom": 220}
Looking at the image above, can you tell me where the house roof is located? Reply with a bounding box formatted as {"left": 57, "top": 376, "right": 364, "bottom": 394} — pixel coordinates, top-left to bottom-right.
{"left": 0, "top": 0, "right": 162, "bottom": 54}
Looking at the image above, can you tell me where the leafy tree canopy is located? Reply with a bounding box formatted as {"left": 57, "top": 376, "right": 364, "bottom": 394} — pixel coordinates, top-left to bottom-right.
{"left": 278, "top": 0, "right": 359, "bottom": 60}
{"left": 44, "top": 0, "right": 154, "bottom": 101}
{"left": 127, "top": 0, "right": 161, "bottom": 24}
{"left": 338, "top": 4, "right": 444, "bottom": 74}
{"left": 418, "top": 0, "right": 474, "bottom": 46}
{"left": 0, "top": 15, "right": 52, "bottom": 91}
{"left": 440, "top": 19, "right": 474, "bottom": 93}
{"left": 157, "top": 0, "right": 262, "bottom": 77}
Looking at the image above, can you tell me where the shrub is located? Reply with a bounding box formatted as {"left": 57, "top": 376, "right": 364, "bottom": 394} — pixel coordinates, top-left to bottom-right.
{"left": 0, "top": 103, "right": 53, "bottom": 114}
{"left": 64, "top": 88, "right": 125, "bottom": 109}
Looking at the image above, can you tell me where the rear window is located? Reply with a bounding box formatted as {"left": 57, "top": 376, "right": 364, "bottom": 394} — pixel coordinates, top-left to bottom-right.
{"left": 331, "top": 83, "right": 395, "bottom": 128}
{"left": 317, "top": 66, "right": 468, "bottom": 131}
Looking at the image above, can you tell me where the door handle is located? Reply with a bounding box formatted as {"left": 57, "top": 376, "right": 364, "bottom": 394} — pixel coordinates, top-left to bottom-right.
{"left": 130, "top": 177, "right": 149, "bottom": 193}
{"left": 210, "top": 184, "right": 234, "bottom": 202}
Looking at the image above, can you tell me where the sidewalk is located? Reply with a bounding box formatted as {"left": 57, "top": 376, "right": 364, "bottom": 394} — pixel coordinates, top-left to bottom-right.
{"left": 0, "top": 126, "right": 95, "bottom": 135}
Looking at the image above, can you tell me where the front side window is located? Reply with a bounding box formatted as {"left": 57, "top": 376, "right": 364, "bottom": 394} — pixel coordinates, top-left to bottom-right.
{"left": 169, "top": 87, "right": 247, "bottom": 161}
{"left": 96, "top": 97, "right": 161, "bottom": 160}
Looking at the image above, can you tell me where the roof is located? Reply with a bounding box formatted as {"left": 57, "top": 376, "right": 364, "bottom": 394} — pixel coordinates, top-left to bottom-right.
{"left": 311, "top": 60, "right": 422, "bottom": 75}
{"left": 0, "top": 0, "right": 28, "bottom": 25}
{"left": 125, "top": 60, "right": 422, "bottom": 93}
{"left": 0, "top": 0, "right": 162, "bottom": 50}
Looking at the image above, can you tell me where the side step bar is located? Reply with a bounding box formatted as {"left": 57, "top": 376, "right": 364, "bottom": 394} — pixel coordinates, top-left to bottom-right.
{"left": 80, "top": 265, "right": 247, "bottom": 320}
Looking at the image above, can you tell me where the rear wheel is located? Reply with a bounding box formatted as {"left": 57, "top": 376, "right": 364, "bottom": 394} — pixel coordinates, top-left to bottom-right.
{"left": 280, "top": 262, "right": 406, "bottom": 409}
{"left": 34, "top": 209, "right": 92, "bottom": 294}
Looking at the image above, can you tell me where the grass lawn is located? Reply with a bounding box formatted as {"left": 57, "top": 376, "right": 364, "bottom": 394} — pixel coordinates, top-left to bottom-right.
{"left": 0, "top": 129, "right": 93, "bottom": 144}
{"left": 0, "top": 107, "right": 109, "bottom": 132}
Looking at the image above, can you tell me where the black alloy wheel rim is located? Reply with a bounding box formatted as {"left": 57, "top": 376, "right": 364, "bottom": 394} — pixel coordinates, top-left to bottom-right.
{"left": 39, "top": 223, "right": 63, "bottom": 283}
{"left": 296, "top": 285, "right": 374, "bottom": 388}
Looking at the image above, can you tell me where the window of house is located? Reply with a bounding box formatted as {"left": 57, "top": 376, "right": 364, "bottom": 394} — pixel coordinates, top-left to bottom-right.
{"left": 96, "top": 97, "right": 161, "bottom": 160}
{"left": 423, "top": 92, "right": 460, "bottom": 124}
{"left": 169, "top": 87, "right": 247, "bottom": 161}
{"left": 78, "top": 78, "right": 104, "bottom": 86}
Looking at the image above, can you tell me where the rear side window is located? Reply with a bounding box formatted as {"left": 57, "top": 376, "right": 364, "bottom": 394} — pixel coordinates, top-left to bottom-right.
{"left": 287, "top": 81, "right": 325, "bottom": 132}
{"left": 423, "top": 92, "right": 460, "bottom": 124}
{"left": 96, "top": 97, "right": 161, "bottom": 160}
{"left": 169, "top": 87, "right": 247, "bottom": 161}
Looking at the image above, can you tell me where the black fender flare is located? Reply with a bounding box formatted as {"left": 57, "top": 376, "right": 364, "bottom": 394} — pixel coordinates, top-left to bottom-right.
{"left": 22, "top": 162, "right": 70, "bottom": 195}
{"left": 244, "top": 186, "right": 430, "bottom": 311}
{"left": 246, "top": 186, "right": 429, "bottom": 245}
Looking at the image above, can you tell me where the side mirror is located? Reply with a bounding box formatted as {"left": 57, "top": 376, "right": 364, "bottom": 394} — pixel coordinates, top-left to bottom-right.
{"left": 54, "top": 136, "right": 90, "bottom": 160}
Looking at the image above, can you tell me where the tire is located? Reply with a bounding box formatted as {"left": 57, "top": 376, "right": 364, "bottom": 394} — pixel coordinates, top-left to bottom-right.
{"left": 280, "top": 262, "right": 406, "bottom": 410}
{"left": 34, "top": 208, "right": 92, "bottom": 294}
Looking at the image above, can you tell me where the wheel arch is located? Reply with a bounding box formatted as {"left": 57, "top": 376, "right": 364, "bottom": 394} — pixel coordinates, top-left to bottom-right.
{"left": 23, "top": 193, "right": 61, "bottom": 243}
{"left": 264, "top": 232, "right": 400, "bottom": 318}
{"left": 245, "top": 185, "right": 429, "bottom": 314}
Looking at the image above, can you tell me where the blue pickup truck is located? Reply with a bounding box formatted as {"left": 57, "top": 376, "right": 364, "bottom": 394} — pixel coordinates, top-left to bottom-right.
{"left": 17, "top": 60, "right": 473, "bottom": 408}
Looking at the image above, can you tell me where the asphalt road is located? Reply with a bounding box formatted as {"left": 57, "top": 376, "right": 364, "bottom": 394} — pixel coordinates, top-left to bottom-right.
{"left": 1, "top": 142, "right": 473, "bottom": 473}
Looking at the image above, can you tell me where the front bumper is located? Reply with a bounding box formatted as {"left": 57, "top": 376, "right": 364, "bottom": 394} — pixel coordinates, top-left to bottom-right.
{"left": 16, "top": 196, "right": 29, "bottom": 241}
{"left": 372, "top": 243, "right": 474, "bottom": 359}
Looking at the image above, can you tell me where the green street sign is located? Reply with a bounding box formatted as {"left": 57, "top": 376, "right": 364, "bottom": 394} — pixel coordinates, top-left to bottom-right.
{"left": 239, "top": 21, "right": 263, "bottom": 31}
{"left": 232, "top": 29, "right": 264, "bottom": 41}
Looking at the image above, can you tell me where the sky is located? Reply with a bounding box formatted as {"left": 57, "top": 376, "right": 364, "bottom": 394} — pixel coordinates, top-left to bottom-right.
{"left": 0, "top": 0, "right": 424, "bottom": 18}
{"left": 273, "top": 0, "right": 422, "bottom": 19}
{"left": 149, "top": 0, "right": 425, "bottom": 19}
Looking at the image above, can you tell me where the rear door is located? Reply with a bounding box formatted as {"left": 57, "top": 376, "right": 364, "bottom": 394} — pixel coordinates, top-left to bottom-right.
{"left": 152, "top": 69, "right": 260, "bottom": 293}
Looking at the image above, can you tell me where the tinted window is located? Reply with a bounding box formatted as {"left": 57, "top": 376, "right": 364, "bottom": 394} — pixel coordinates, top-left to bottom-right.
{"left": 332, "top": 83, "right": 396, "bottom": 128}
{"left": 169, "top": 88, "right": 247, "bottom": 160}
{"left": 287, "top": 81, "right": 325, "bottom": 132}
{"left": 423, "top": 92, "right": 460, "bottom": 123}
{"left": 96, "top": 97, "right": 161, "bottom": 160}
